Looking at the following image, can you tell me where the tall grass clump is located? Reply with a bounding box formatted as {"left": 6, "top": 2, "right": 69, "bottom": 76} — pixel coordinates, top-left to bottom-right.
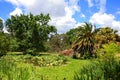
{"left": 0, "top": 57, "right": 32, "bottom": 80}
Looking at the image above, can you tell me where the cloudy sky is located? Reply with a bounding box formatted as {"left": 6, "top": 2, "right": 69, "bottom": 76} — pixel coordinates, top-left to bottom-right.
{"left": 0, "top": 0, "right": 120, "bottom": 34}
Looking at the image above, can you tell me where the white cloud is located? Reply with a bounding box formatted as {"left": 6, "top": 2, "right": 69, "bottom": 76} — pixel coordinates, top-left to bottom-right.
{"left": 87, "top": 0, "right": 94, "bottom": 7}
{"left": 88, "top": 0, "right": 120, "bottom": 34}
{"left": 6, "top": 0, "right": 66, "bottom": 17}
{"left": 99, "top": 0, "right": 106, "bottom": 13}
{"left": 5, "top": 0, "right": 35, "bottom": 7}
{"left": 116, "top": 11, "right": 120, "bottom": 14}
{"left": 10, "top": 7, "right": 23, "bottom": 16}
{"left": 112, "top": 21, "right": 120, "bottom": 31}
{"left": 89, "top": 12, "right": 120, "bottom": 34}
{"left": 67, "top": 0, "right": 80, "bottom": 11}
{"left": 90, "top": 13, "right": 114, "bottom": 25}
{"left": 5, "top": 0, "right": 20, "bottom": 6}
{"left": 5, "top": 0, "right": 80, "bottom": 33}
{"left": 81, "top": 13, "right": 85, "bottom": 18}
{"left": 49, "top": 6, "right": 77, "bottom": 34}
{"left": 86, "top": 0, "right": 106, "bottom": 13}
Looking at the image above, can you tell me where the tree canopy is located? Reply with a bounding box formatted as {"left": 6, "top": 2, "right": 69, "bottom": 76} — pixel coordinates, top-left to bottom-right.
{"left": 6, "top": 13, "right": 56, "bottom": 54}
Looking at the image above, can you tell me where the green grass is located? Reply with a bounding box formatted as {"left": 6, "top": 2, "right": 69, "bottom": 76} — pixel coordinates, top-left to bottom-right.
{"left": 0, "top": 52, "right": 90, "bottom": 80}
{"left": 35, "top": 59, "right": 89, "bottom": 80}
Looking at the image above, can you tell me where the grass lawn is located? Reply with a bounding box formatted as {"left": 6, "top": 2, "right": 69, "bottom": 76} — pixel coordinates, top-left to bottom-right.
{"left": 0, "top": 52, "right": 90, "bottom": 80}
{"left": 35, "top": 59, "right": 89, "bottom": 80}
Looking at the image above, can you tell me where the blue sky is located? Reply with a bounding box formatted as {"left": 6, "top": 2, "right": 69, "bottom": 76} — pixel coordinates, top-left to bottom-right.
{"left": 0, "top": 0, "right": 120, "bottom": 34}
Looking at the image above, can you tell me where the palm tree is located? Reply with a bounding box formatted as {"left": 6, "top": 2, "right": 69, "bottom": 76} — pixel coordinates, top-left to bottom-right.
{"left": 72, "top": 22, "right": 97, "bottom": 58}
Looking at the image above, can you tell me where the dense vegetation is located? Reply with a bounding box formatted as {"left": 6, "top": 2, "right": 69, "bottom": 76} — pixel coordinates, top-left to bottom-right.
{"left": 0, "top": 13, "right": 120, "bottom": 80}
{"left": 0, "top": 32, "right": 9, "bottom": 57}
{"left": 74, "top": 43, "right": 120, "bottom": 80}
{"left": 6, "top": 13, "right": 56, "bottom": 54}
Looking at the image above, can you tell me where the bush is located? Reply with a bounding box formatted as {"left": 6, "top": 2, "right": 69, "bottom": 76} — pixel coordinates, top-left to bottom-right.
{"left": 25, "top": 48, "right": 38, "bottom": 56}
{"left": 9, "top": 38, "right": 19, "bottom": 51}
{"left": 97, "top": 42, "right": 120, "bottom": 56}
{"left": 0, "top": 32, "right": 9, "bottom": 57}
{"left": 74, "top": 54, "right": 120, "bottom": 80}
{"left": 25, "top": 54, "right": 69, "bottom": 67}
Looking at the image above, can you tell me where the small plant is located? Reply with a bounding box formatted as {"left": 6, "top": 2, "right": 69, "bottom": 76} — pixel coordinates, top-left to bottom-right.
{"left": 24, "top": 54, "right": 69, "bottom": 67}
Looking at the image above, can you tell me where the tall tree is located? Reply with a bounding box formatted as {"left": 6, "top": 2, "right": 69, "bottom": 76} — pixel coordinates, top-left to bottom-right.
{"left": 6, "top": 13, "right": 56, "bottom": 54}
{"left": 72, "top": 22, "right": 97, "bottom": 58}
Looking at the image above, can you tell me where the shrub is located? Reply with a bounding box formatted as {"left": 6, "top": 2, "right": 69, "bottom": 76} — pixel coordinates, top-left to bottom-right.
{"left": 25, "top": 55, "right": 69, "bottom": 67}
{"left": 0, "top": 32, "right": 9, "bottom": 57}
{"left": 74, "top": 54, "right": 120, "bottom": 80}
{"left": 9, "top": 38, "right": 19, "bottom": 51}
{"left": 97, "top": 42, "right": 120, "bottom": 56}
{"left": 74, "top": 62, "right": 103, "bottom": 80}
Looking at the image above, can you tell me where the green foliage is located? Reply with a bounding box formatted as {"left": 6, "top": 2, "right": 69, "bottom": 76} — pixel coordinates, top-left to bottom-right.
{"left": 97, "top": 43, "right": 120, "bottom": 56}
{"left": 0, "top": 56, "right": 51, "bottom": 80}
{"left": 74, "top": 53, "right": 120, "bottom": 80}
{"left": 72, "top": 22, "right": 97, "bottom": 58}
{"left": 6, "top": 13, "right": 56, "bottom": 54}
{"left": 81, "top": 52, "right": 91, "bottom": 59}
{"left": 66, "top": 28, "right": 80, "bottom": 45}
{"left": 95, "top": 27, "right": 120, "bottom": 50}
{"left": 74, "top": 62, "right": 104, "bottom": 80}
{"left": 0, "top": 53, "right": 89, "bottom": 80}
{"left": 9, "top": 38, "right": 19, "bottom": 51}
{"left": 48, "top": 34, "right": 69, "bottom": 52}
{"left": 32, "top": 55, "right": 89, "bottom": 80}
{"left": 0, "top": 32, "right": 9, "bottom": 57}
{"left": 24, "top": 54, "right": 69, "bottom": 67}
{"left": 67, "top": 23, "right": 120, "bottom": 59}
{"left": 99, "top": 54, "right": 120, "bottom": 80}
{"left": 0, "top": 53, "right": 69, "bottom": 67}
{"left": 0, "top": 57, "right": 31, "bottom": 80}
{"left": 97, "top": 27, "right": 119, "bottom": 43}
